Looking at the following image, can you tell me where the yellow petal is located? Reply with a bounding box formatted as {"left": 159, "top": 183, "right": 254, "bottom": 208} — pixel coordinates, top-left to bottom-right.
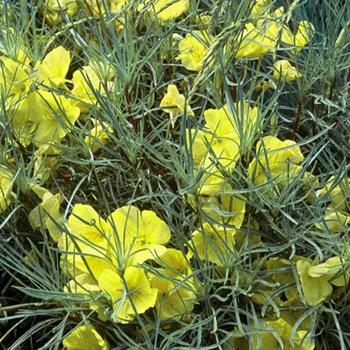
{"left": 0, "top": 165, "right": 14, "bottom": 213}
{"left": 160, "top": 84, "right": 194, "bottom": 116}
{"left": 63, "top": 324, "right": 109, "bottom": 350}
{"left": 189, "top": 223, "right": 236, "bottom": 266}
{"left": 36, "top": 46, "right": 70, "bottom": 87}
{"left": 140, "top": 0, "right": 189, "bottom": 22}
{"left": 308, "top": 256, "right": 349, "bottom": 287}
{"left": 141, "top": 210, "right": 171, "bottom": 245}
{"left": 296, "top": 259, "right": 333, "bottom": 306}
{"left": 273, "top": 60, "right": 302, "bottom": 81}
{"left": 84, "top": 119, "right": 113, "bottom": 152}
{"left": 177, "top": 31, "right": 210, "bottom": 71}
{"left": 29, "top": 189, "right": 63, "bottom": 241}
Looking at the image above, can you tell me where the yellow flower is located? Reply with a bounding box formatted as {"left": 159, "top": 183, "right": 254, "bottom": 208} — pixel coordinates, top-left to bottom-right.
{"left": 33, "top": 144, "right": 60, "bottom": 182}
{"left": 196, "top": 167, "right": 229, "bottom": 196}
{"left": 84, "top": 118, "right": 113, "bottom": 152}
{"left": 252, "top": 318, "right": 314, "bottom": 350}
{"left": 107, "top": 205, "right": 171, "bottom": 265}
{"left": 29, "top": 185, "right": 63, "bottom": 242}
{"left": 63, "top": 324, "right": 109, "bottom": 350}
{"left": 196, "top": 184, "right": 246, "bottom": 229}
{"left": 0, "top": 166, "right": 14, "bottom": 213}
{"left": 224, "top": 329, "right": 249, "bottom": 350}
{"left": 59, "top": 203, "right": 112, "bottom": 277}
{"left": 316, "top": 176, "right": 350, "bottom": 211}
{"left": 250, "top": 0, "right": 270, "bottom": 19}
{"left": 150, "top": 249, "right": 196, "bottom": 320}
{"left": 273, "top": 60, "right": 301, "bottom": 81}
{"left": 98, "top": 266, "right": 158, "bottom": 323}
{"left": 0, "top": 56, "right": 39, "bottom": 142}
{"left": 156, "top": 248, "right": 193, "bottom": 277}
{"left": 177, "top": 31, "right": 210, "bottom": 71}
{"left": 83, "top": 0, "right": 127, "bottom": 16}
{"left": 160, "top": 84, "right": 194, "bottom": 126}
{"left": 60, "top": 204, "right": 171, "bottom": 277}
{"left": 248, "top": 135, "right": 304, "bottom": 186}
{"left": 44, "top": 0, "right": 78, "bottom": 25}
{"left": 315, "top": 206, "right": 350, "bottom": 234}
{"left": 296, "top": 258, "right": 333, "bottom": 306}
{"left": 308, "top": 256, "right": 349, "bottom": 287}
{"left": 235, "top": 20, "right": 281, "bottom": 59}
{"left": 110, "top": 0, "right": 128, "bottom": 13}
{"left": 293, "top": 21, "right": 315, "bottom": 48}
{"left": 150, "top": 274, "right": 196, "bottom": 320}
{"left": 196, "top": 14, "right": 211, "bottom": 28}
{"left": 189, "top": 223, "right": 236, "bottom": 266}
{"left": 187, "top": 127, "right": 238, "bottom": 195}
{"left": 5, "top": 93, "right": 44, "bottom": 145}
{"left": 203, "top": 101, "right": 260, "bottom": 153}
{"left": 71, "top": 65, "right": 109, "bottom": 109}
{"left": 140, "top": 0, "right": 189, "bottom": 22}
{"left": 32, "top": 90, "right": 80, "bottom": 146}
{"left": 252, "top": 257, "right": 300, "bottom": 306}
{"left": 12, "top": 47, "right": 32, "bottom": 66}
{"left": 0, "top": 56, "right": 32, "bottom": 96}
{"left": 36, "top": 46, "right": 70, "bottom": 87}
{"left": 64, "top": 271, "right": 100, "bottom": 294}
{"left": 190, "top": 127, "right": 239, "bottom": 171}
{"left": 59, "top": 204, "right": 171, "bottom": 323}
{"left": 195, "top": 101, "right": 259, "bottom": 162}
{"left": 160, "top": 84, "right": 193, "bottom": 116}
{"left": 188, "top": 101, "right": 260, "bottom": 194}
{"left": 282, "top": 20, "right": 315, "bottom": 52}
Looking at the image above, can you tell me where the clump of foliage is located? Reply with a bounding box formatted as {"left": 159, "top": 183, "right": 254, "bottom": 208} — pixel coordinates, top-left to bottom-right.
{"left": 1, "top": 0, "right": 350, "bottom": 349}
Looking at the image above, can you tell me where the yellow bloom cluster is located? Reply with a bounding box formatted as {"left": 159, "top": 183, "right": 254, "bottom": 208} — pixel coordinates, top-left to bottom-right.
{"left": 58, "top": 204, "right": 197, "bottom": 323}
{"left": 176, "top": 5, "right": 314, "bottom": 73}
{"left": 43, "top": 0, "right": 190, "bottom": 24}
{"left": 0, "top": 45, "right": 114, "bottom": 181}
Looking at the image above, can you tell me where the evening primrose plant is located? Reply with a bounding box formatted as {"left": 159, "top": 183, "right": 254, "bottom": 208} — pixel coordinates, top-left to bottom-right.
{"left": 1, "top": 0, "right": 350, "bottom": 349}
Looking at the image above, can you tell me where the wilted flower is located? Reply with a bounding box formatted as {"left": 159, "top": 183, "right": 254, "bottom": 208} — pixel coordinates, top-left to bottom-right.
{"left": 273, "top": 60, "right": 301, "bottom": 81}
{"left": 159, "top": 84, "right": 194, "bottom": 126}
